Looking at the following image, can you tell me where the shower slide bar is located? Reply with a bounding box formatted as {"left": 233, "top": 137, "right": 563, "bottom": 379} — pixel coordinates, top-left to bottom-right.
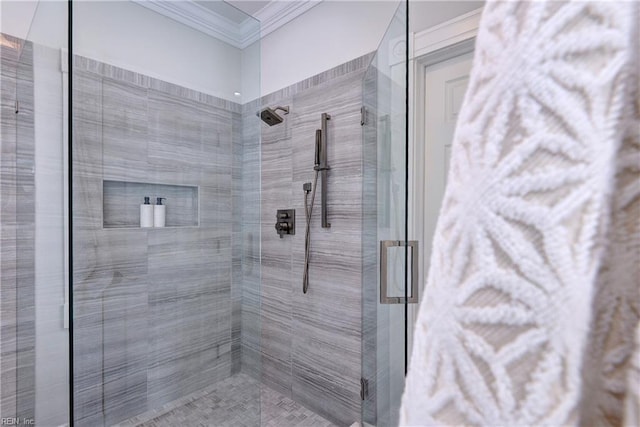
{"left": 302, "top": 112, "right": 331, "bottom": 294}
{"left": 315, "top": 113, "right": 331, "bottom": 228}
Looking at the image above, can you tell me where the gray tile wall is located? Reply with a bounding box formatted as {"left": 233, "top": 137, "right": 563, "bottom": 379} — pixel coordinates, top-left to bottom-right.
{"left": 256, "top": 53, "right": 373, "bottom": 427}
{"left": 0, "top": 34, "right": 36, "bottom": 422}
{"left": 3, "top": 43, "right": 374, "bottom": 427}
{"left": 71, "top": 56, "right": 257, "bottom": 426}
{"left": 240, "top": 100, "right": 262, "bottom": 381}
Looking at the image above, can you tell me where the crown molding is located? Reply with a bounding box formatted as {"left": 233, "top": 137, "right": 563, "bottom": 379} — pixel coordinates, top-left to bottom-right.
{"left": 133, "top": 0, "right": 321, "bottom": 49}
{"left": 252, "top": 1, "right": 321, "bottom": 39}
{"left": 413, "top": 8, "right": 482, "bottom": 59}
{"left": 133, "top": 1, "right": 247, "bottom": 47}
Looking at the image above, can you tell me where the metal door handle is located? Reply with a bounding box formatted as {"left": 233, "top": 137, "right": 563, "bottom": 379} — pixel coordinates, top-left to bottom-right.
{"left": 380, "top": 240, "right": 419, "bottom": 304}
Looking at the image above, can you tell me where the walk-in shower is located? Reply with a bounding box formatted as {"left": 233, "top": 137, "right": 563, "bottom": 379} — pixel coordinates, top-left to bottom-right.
{"left": 0, "top": 0, "right": 411, "bottom": 426}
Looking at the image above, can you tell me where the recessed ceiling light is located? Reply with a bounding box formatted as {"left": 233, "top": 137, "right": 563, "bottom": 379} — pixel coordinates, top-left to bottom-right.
{"left": 234, "top": 92, "right": 242, "bottom": 97}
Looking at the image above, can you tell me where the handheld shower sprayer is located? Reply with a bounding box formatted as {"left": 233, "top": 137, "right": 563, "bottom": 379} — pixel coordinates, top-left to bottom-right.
{"left": 303, "top": 172, "right": 318, "bottom": 294}
{"left": 303, "top": 130, "right": 322, "bottom": 293}
{"left": 303, "top": 114, "right": 331, "bottom": 294}
{"left": 314, "top": 129, "right": 321, "bottom": 168}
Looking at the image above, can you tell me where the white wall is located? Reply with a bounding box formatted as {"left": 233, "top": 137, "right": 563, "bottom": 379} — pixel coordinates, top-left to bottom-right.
{"left": 2, "top": 0, "right": 486, "bottom": 101}
{"left": 0, "top": 1, "right": 67, "bottom": 52}
{"left": 242, "top": 40, "right": 261, "bottom": 102}
{"left": 259, "top": 0, "right": 399, "bottom": 96}
{"left": 1, "top": 1, "right": 248, "bottom": 103}
{"left": 73, "top": 1, "right": 243, "bottom": 102}
{"left": 0, "top": 1, "right": 40, "bottom": 43}
{"left": 257, "top": 1, "right": 484, "bottom": 97}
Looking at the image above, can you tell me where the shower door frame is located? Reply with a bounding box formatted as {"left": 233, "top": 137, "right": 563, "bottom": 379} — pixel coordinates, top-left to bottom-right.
{"left": 362, "top": 7, "right": 482, "bottom": 427}
{"left": 360, "top": 2, "right": 410, "bottom": 425}
{"left": 67, "top": 2, "right": 75, "bottom": 424}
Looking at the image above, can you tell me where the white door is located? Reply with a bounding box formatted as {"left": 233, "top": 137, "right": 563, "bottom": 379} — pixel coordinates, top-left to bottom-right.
{"left": 408, "top": 52, "right": 474, "bottom": 358}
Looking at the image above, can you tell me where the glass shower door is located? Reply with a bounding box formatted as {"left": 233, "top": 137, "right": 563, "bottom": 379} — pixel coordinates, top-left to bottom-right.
{"left": 362, "top": 2, "right": 410, "bottom": 426}
{"left": 4, "top": 2, "right": 70, "bottom": 424}
{"left": 71, "top": 2, "right": 261, "bottom": 425}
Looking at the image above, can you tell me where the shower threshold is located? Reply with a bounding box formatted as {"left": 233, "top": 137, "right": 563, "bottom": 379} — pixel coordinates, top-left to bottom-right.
{"left": 112, "top": 373, "right": 336, "bottom": 427}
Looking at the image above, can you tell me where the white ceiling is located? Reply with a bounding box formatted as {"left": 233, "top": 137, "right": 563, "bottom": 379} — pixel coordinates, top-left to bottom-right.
{"left": 134, "top": 0, "right": 320, "bottom": 49}
{"left": 225, "top": 1, "right": 272, "bottom": 17}
{"left": 194, "top": 1, "right": 259, "bottom": 24}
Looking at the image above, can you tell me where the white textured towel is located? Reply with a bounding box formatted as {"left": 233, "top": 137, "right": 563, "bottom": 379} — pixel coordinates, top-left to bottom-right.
{"left": 401, "top": 1, "right": 639, "bottom": 426}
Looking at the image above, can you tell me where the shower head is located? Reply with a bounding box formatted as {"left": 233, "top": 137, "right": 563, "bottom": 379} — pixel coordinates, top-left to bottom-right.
{"left": 259, "top": 106, "right": 289, "bottom": 126}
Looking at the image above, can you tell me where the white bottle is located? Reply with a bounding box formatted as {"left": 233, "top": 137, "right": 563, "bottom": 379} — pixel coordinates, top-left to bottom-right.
{"left": 140, "top": 197, "right": 154, "bottom": 228}
{"left": 154, "top": 197, "right": 166, "bottom": 227}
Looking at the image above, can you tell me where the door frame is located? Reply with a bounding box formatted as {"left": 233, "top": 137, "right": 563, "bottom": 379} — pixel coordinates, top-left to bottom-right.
{"left": 406, "top": 8, "right": 481, "bottom": 358}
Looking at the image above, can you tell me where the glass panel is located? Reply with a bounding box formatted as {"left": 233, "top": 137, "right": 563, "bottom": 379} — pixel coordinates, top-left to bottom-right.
{"left": 362, "top": 1, "right": 408, "bottom": 426}
{"left": 71, "top": 2, "right": 260, "bottom": 425}
{"left": 1, "top": 1, "right": 69, "bottom": 425}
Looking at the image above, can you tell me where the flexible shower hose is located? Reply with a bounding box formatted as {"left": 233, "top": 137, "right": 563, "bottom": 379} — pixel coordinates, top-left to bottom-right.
{"left": 303, "top": 170, "right": 319, "bottom": 294}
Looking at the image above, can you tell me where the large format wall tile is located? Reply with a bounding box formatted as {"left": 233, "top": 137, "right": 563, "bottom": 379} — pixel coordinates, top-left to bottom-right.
{"left": 72, "top": 227, "right": 150, "bottom": 426}
{"left": 260, "top": 100, "right": 294, "bottom": 396}
{"left": 0, "top": 34, "right": 36, "bottom": 422}
{"left": 72, "top": 56, "right": 247, "bottom": 426}
{"left": 147, "top": 227, "right": 232, "bottom": 409}
{"left": 102, "top": 79, "right": 148, "bottom": 182}
{"left": 147, "top": 90, "right": 233, "bottom": 171}
{"left": 231, "top": 112, "right": 243, "bottom": 374}
{"left": 258, "top": 55, "right": 371, "bottom": 426}
{"left": 290, "top": 70, "right": 365, "bottom": 426}
{"left": 240, "top": 102, "right": 262, "bottom": 381}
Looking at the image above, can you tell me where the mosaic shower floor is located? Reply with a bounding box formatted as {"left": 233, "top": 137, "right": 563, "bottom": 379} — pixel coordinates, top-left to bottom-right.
{"left": 114, "top": 373, "right": 337, "bottom": 427}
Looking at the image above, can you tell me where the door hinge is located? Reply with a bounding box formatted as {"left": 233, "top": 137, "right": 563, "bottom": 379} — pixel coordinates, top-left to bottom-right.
{"left": 15, "top": 100, "right": 19, "bottom": 114}
{"left": 360, "top": 106, "right": 366, "bottom": 126}
{"left": 360, "top": 377, "right": 369, "bottom": 400}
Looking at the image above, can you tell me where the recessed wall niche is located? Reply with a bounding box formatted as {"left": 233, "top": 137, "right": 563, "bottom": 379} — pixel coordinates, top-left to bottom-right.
{"left": 103, "top": 180, "right": 199, "bottom": 228}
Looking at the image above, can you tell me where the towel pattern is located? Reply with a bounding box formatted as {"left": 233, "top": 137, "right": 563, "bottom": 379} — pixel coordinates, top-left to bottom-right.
{"left": 400, "top": 2, "right": 639, "bottom": 425}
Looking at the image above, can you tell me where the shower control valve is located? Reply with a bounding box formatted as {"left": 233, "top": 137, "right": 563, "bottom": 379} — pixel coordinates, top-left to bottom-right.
{"left": 275, "top": 209, "right": 295, "bottom": 238}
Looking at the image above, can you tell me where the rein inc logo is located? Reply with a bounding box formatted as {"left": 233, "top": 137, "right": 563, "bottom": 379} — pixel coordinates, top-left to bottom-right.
{"left": 1, "top": 419, "right": 34, "bottom": 425}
